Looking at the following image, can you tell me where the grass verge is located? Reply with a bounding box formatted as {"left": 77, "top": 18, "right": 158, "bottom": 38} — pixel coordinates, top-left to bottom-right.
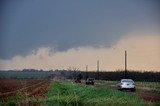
{"left": 136, "top": 82, "right": 160, "bottom": 94}
{"left": 44, "top": 80, "right": 147, "bottom": 106}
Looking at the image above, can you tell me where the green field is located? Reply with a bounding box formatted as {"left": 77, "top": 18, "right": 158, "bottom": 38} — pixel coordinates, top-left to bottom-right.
{"left": 43, "top": 80, "right": 147, "bottom": 106}
{"left": 1, "top": 80, "right": 160, "bottom": 106}
{"left": 136, "top": 81, "right": 160, "bottom": 94}
{"left": 0, "top": 73, "right": 49, "bottom": 79}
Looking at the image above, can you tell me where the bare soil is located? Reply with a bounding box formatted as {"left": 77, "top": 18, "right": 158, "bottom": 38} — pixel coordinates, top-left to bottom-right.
{"left": 133, "top": 91, "right": 160, "bottom": 103}
{"left": 0, "top": 79, "right": 50, "bottom": 101}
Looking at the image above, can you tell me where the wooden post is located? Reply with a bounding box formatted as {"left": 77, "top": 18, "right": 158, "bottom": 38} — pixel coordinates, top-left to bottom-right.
{"left": 125, "top": 50, "right": 127, "bottom": 78}
{"left": 97, "top": 60, "right": 99, "bottom": 80}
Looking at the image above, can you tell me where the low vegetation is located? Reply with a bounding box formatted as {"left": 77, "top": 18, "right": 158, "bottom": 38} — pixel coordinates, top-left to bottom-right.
{"left": 0, "top": 73, "right": 49, "bottom": 79}
{"left": 44, "top": 80, "right": 147, "bottom": 106}
{"left": 1, "top": 80, "right": 160, "bottom": 106}
{"left": 136, "top": 81, "right": 160, "bottom": 94}
{"left": 95, "top": 80, "right": 160, "bottom": 94}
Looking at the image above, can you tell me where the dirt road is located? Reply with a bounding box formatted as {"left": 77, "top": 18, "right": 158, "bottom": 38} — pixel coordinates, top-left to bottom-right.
{"left": 132, "top": 91, "right": 160, "bottom": 103}
{"left": 94, "top": 81, "right": 160, "bottom": 103}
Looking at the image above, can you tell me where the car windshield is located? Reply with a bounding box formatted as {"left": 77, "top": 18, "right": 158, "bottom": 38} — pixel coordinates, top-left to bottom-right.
{"left": 88, "top": 78, "right": 94, "bottom": 81}
{"left": 122, "top": 80, "right": 134, "bottom": 83}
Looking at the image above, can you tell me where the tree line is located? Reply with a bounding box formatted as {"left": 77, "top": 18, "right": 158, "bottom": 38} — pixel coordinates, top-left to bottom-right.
{"left": 0, "top": 69, "right": 160, "bottom": 82}
{"left": 61, "top": 70, "right": 160, "bottom": 82}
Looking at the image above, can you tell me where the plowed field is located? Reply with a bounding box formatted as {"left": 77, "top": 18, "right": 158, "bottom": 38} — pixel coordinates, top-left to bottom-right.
{"left": 0, "top": 79, "right": 50, "bottom": 100}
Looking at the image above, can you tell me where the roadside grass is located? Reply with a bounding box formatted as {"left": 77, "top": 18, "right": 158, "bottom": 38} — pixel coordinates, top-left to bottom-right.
{"left": 94, "top": 80, "right": 117, "bottom": 89}
{"left": 44, "top": 80, "right": 147, "bottom": 106}
{"left": 95, "top": 80, "right": 160, "bottom": 94}
{"left": 136, "top": 82, "right": 160, "bottom": 94}
{"left": 136, "top": 82, "right": 160, "bottom": 87}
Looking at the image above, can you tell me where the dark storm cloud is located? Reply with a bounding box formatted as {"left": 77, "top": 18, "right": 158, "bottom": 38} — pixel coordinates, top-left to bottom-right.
{"left": 0, "top": 0, "right": 159, "bottom": 59}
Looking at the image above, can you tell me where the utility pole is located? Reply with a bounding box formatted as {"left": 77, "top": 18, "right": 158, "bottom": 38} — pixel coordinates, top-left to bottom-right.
{"left": 97, "top": 60, "right": 99, "bottom": 80}
{"left": 125, "top": 50, "right": 127, "bottom": 79}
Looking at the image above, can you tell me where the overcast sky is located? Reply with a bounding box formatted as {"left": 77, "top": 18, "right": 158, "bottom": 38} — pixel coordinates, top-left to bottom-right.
{"left": 0, "top": 0, "right": 160, "bottom": 71}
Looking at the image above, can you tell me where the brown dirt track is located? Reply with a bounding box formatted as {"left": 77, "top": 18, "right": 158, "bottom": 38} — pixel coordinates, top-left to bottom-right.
{"left": 134, "top": 91, "right": 160, "bottom": 103}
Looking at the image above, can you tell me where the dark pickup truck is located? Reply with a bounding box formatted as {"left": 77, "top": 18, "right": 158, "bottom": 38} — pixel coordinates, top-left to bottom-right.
{"left": 85, "top": 78, "right": 95, "bottom": 85}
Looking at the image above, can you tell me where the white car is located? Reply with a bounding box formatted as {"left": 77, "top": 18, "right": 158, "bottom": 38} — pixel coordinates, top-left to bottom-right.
{"left": 117, "top": 79, "right": 135, "bottom": 92}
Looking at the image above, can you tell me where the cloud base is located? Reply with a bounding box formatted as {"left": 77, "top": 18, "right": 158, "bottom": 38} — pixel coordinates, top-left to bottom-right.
{"left": 0, "top": 32, "right": 160, "bottom": 71}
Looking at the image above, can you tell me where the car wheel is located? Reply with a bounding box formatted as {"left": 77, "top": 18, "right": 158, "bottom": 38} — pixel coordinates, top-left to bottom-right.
{"left": 118, "top": 88, "right": 122, "bottom": 91}
{"left": 131, "top": 88, "right": 135, "bottom": 92}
